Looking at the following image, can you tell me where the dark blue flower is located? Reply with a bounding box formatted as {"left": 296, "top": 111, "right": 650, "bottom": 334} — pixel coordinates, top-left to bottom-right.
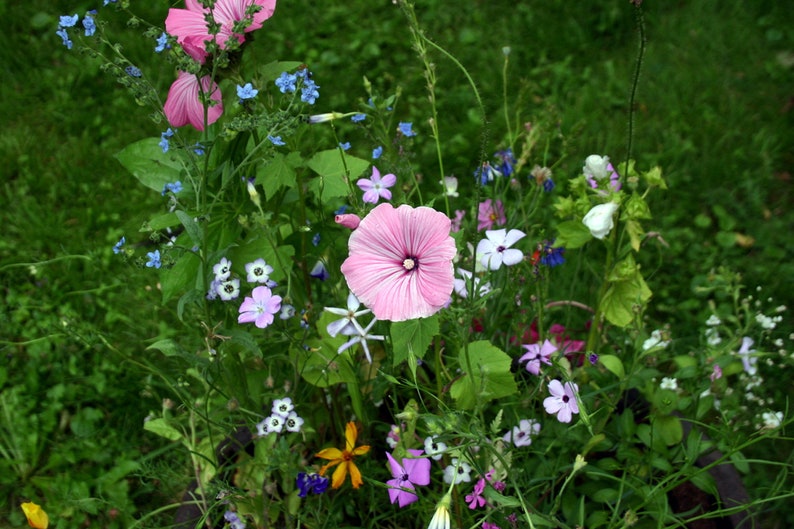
{"left": 312, "top": 233, "right": 321, "bottom": 246}
{"left": 309, "top": 261, "right": 329, "bottom": 281}
{"left": 474, "top": 162, "right": 501, "bottom": 185}
{"left": 125, "top": 65, "right": 142, "bottom": 77}
{"left": 539, "top": 242, "right": 565, "bottom": 267}
{"left": 154, "top": 32, "right": 170, "bottom": 53}
{"left": 543, "top": 178, "right": 555, "bottom": 192}
{"left": 494, "top": 148, "right": 516, "bottom": 177}
{"left": 588, "top": 353, "right": 599, "bottom": 365}
{"left": 296, "top": 472, "right": 330, "bottom": 497}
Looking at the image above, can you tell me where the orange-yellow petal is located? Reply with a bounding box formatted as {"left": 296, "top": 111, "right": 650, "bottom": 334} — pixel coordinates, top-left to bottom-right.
{"left": 351, "top": 444, "right": 371, "bottom": 457}
{"left": 344, "top": 421, "right": 358, "bottom": 451}
{"left": 348, "top": 461, "right": 364, "bottom": 489}
{"left": 330, "top": 461, "right": 349, "bottom": 489}
{"left": 315, "top": 447, "right": 343, "bottom": 461}
{"left": 21, "top": 502, "right": 48, "bottom": 529}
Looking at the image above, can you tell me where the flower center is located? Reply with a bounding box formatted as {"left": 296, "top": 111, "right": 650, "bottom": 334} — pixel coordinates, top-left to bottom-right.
{"left": 496, "top": 245, "right": 506, "bottom": 253}
{"left": 403, "top": 257, "right": 418, "bottom": 271}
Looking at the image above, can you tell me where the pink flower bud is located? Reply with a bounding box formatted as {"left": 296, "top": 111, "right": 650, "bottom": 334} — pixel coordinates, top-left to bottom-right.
{"left": 335, "top": 213, "right": 360, "bottom": 230}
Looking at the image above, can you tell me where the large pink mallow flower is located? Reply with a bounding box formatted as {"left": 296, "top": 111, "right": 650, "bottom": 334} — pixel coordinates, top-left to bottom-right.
{"left": 165, "top": 0, "right": 277, "bottom": 63}
{"left": 164, "top": 71, "right": 224, "bottom": 130}
{"left": 341, "top": 203, "right": 456, "bottom": 322}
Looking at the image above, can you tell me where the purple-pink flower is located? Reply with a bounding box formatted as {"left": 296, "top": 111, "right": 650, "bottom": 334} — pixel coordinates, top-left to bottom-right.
{"left": 165, "top": 0, "right": 277, "bottom": 63}
{"left": 518, "top": 339, "right": 557, "bottom": 375}
{"left": 543, "top": 379, "right": 580, "bottom": 423}
{"left": 465, "top": 477, "right": 487, "bottom": 509}
{"left": 385, "top": 449, "right": 431, "bottom": 507}
{"left": 477, "top": 198, "right": 506, "bottom": 231}
{"left": 164, "top": 71, "right": 224, "bottom": 131}
{"left": 340, "top": 203, "right": 456, "bottom": 322}
{"left": 357, "top": 166, "right": 396, "bottom": 204}
{"left": 238, "top": 285, "right": 282, "bottom": 328}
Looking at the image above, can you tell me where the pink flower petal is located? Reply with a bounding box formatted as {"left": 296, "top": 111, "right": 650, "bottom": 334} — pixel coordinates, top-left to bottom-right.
{"left": 164, "top": 71, "right": 224, "bottom": 131}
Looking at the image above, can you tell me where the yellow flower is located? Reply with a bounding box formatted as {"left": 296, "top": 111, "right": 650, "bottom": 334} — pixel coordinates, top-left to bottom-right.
{"left": 21, "top": 502, "right": 48, "bottom": 529}
{"left": 315, "top": 421, "right": 370, "bottom": 489}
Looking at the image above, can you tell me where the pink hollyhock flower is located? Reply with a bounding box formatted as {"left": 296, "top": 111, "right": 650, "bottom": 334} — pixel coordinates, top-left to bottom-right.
{"left": 238, "top": 285, "right": 282, "bottom": 328}
{"left": 385, "top": 449, "right": 431, "bottom": 507}
{"left": 543, "top": 379, "right": 580, "bottom": 423}
{"left": 341, "top": 203, "right": 456, "bottom": 322}
{"left": 477, "top": 198, "right": 506, "bottom": 231}
{"left": 357, "top": 166, "right": 397, "bottom": 204}
{"left": 165, "top": 0, "right": 277, "bottom": 63}
{"left": 519, "top": 339, "right": 557, "bottom": 375}
{"left": 164, "top": 71, "right": 224, "bottom": 131}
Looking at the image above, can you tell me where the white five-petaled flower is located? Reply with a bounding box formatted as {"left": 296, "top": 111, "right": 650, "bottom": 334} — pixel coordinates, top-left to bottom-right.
{"left": 582, "top": 202, "right": 619, "bottom": 239}
{"left": 442, "top": 457, "right": 472, "bottom": 484}
{"left": 213, "top": 257, "right": 232, "bottom": 280}
{"left": 583, "top": 154, "right": 612, "bottom": 180}
{"left": 284, "top": 411, "right": 304, "bottom": 432}
{"left": 272, "top": 397, "right": 294, "bottom": 417}
{"left": 503, "top": 418, "right": 541, "bottom": 447}
{"left": 660, "top": 377, "right": 678, "bottom": 390}
{"left": 325, "top": 293, "right": 372, "bottom": 337}
{"left": 475, "top": 228, "right": 526, "bottom": 271}
{"left": 338, "top": 318, "right": 385, "bottom": 364}
{"left": 453, "top": 268, "right": 492, "bottom": 299}
{"left": 245, "top": 258, "right": 273, "bottom": 283}
{"left": 423, "top": 435, "right": 448, "bottom": 461}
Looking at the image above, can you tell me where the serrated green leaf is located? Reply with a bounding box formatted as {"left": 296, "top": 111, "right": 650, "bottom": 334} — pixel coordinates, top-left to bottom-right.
{"left": 143, "top": 418, "right": 182, "bottom": 441}
{"left": 450, "top": 341, "right": 517, "bottom": 410}
{"left": 257, "top": 152, "right": 301, "bottom": 199}
{"left": 391, "top": 316, "right": 438, "bottom": 367}
{"left": 161, "top": 251, "right": 201, "bottom": 303}
{"left": 114, "top": 138, "right": 184, "bottom": 192}
{"left": 306, "top": 150, "right": 370, "bottom": 201}
{"left": 555, "top": 219, "right": 592, "bottom": 249}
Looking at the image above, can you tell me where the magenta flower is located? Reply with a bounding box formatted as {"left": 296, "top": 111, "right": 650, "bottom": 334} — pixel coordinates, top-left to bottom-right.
{"left": 477, "top": 198, "right": 506, "bottom": 231}
{"left": 465, "top": 477, "right": 487, "bottom": 509}
{"left": 165, "top": 0, "right": 277, "bottom": 63}
{"left": 386, "top": 449, "right": 431, "bottom": 507}
{"left": 340, "top": 203, "right": 456, "bottom": 322}
{"left": 357, "top": 166, "right": 396, "bottom": 204}
{"left": 238, "top": 285, "right": 282, "bottom": 328}
{"left": 543, "top": 379, "right": 580, "bottom": 423}
{"left": 164, "top": 71, "right": 224, "bottom": 131}
{"left": 519, "top": 339, "right": 557, "bottom": 376}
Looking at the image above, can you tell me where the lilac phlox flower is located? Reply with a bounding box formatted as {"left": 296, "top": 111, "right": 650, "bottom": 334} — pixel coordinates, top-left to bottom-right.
{"left": 309, "top": 260, "right": 329, "bottom": 281}
{"left": 386, "top": 424, "right": 401, "bottom": 449}
{"left": 372, "top": 146, "right": 383, "bottom": 159}
{"left": 474, "top": 161, "right": 502, "bottom": 185}
{"left": 268, "top": 135, "right": 285, "bottom": 146}
{"left": 159, "top": 128, "right": 174, "bottom": 153}
{"left": 543, "top": 380, "right": 580, "bottom": 423}
{"left": 519, "top": 339, "right": 557, "bottom": 376}
{"left": 223, "top": 511, "right": 246, "bottom": 529}
{"left": 338, "top": 318, "right": 385, "bottom": 363}
{"left": 398, "top": 122, "right": 416, "bottom": 137}
{"left": 154, "top": 32, "right": 170, "bottom": 52}
{"left": 296, "top": 472, "right": 330, "bottom": 497}
{"left": 213, "top": 257, "right": 232, "bottom": 281}
{"left": 503, "top": 418, "right": 541, "bottom": 447}
{"left": 238, "top": 285, "right": 282, "bottom": 328}
{"left": 465, "top": 477, "right": 487, "bottom": 510}
{"left": 146, "top": 250, "right": 161, "bottom": 269}
{"left": 275, "top": 71, "right": 297, "bottom": 93}
{"left": 357, "top": 166, "right": 397, "bottom": 204}
{"left": 386, "top": 449, "right": 431, "bottom": 507}
{"left": 476, "top": 229, "right": 526, "bottom": 271}
{"left": 451, "top": 210, "right": 465, "bottom": 233}
{"left": 82, "top": 11, "right": 97, "bottom": 37}
{"left": 113, "top": 236, "right": 126, "bottom": 254}
{"left": 236, "top": 82, "right": 259, "bottom": 101}
{"left": 477, "top": 198, "right": 506, "bottom": 231}
{"left": 737, "top": 336, "right": 757, "bottom": 376}
{"left": 453, "top": 268, "right": 491, "bottom": 299}
{"left": 495, "top": 148, "right": 516, "bottom": 176}
{"left": 272, "top": 397, "right": 294, "bottom": 417}
{"left": 351, "top": 113, "right": 366, "bottom": 122}
{"left": 583, "top": 154, "right": 621, "bottom": 192}
{"left": 423, "top": 436, "right": 447, "bottom": 461}
{"left": 443, "top": 457, "right": 472, "bottom": 484}
{"left": 245, "top": 258, "right": 273, "bottom": 283}
{"left": 217, "top": 278, "right": 240, "bottom": 301}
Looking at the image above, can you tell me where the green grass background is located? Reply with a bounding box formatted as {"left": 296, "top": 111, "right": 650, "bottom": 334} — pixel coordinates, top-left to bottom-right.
{"left": 1, "top": 0, "right": 792, "bottom": 527}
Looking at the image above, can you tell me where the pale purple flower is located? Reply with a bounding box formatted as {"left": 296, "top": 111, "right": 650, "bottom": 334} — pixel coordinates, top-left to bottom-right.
{"left": 284, "top": 412, "right": 304, "bottom": 432}
{"left": 385, "top": 449, "right": 431, "bottom": 507}
{"left": 476, "top": 229, "right": 526, "bottom": 271}
{"left": 217, "top": 278, "right": 240, "bottom": 301}
{"left": 272, "top": 397, "right": 294, "bottom": 417}
{"left": 213, "top": 257, "right": 232, "bottom": 281}
{"left": 357, "top": 166, "right": 396, "bottom": 204}
{"left": 502, "top": 418, "right": 541, "bottom": 447}
{"left": 544, "top": 380, "right": 580, "bottom": 423}
{"left": 238, "top": 286, "right": 282, "bottom": 328}
{"left": 519, "top": 339, "right": 557, "bottom": 375}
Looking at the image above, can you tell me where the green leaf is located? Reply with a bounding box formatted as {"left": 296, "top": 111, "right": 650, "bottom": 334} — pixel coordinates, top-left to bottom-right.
{"left": 257, "top": 60, "right": 305, "bottom": 82}
{"left": 143, "top": 212, "right": 180, "bottom": 232}
{"left": 143, "top": 418, "right": 182, "bottom": 441}
{"left": 257, "top": 152, "right": 301, "bottom": 199}
{"left": 652, "top": 414, "right": 683, "bottom": 446}
{"left": 294, "top": 344, "right": 357, "bottom": 388}
{"left": 555, "top": 220, "right": 592, "bottom": 249}
{"left": 391, "top": 315, "right": 439, "bottom": 367}
{"left": 147, "top": 339, "right": 182, "bottom": 357}
{"left": 601, "top": 268, "right": 652, "bottom": 327}
{"left": 175, "top": 210, "right": 203, "bottom": 248}
{"left": 598, "top": 354, "right": 625, "bottom": 379}
{"left": 306, "top": 149, "right": 370, "bottom": 201}
{"left": 161, "top": 251, "right": 201, "bottom": 303}
{"left": 114, "top": 138, "right": 184, "bottom": 192}
{"left": 450, "top": 341, "right": 517, "bottom": 410}
{"left": 642, "top": 165, "right": 667, "bottom": 189}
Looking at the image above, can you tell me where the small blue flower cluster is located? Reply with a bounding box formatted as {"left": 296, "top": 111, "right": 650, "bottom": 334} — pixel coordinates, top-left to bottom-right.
{"left": 274, "top": 69, "right": 320, "bottom": 104}
{"left": 159, "top": 128, "right": 174, "bottom": 152}
{"left": 56, "top": 10, "right": 96, "bottom": 49}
